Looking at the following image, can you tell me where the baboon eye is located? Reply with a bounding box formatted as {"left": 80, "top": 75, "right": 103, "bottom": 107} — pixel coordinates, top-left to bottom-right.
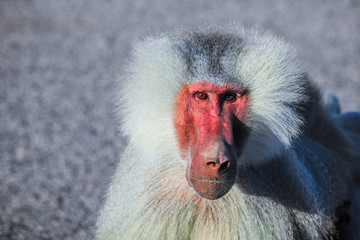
{"left": 195, "top": 92, "right": 208, "bottom": 100}
{"left": 224, "top": 93, "right": 237, "bottom": 102}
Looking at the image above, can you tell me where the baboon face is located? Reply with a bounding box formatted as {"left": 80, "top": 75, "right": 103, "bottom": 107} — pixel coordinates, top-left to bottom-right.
{"left": 175, "top": 81, "right": 250, "bottom": 199}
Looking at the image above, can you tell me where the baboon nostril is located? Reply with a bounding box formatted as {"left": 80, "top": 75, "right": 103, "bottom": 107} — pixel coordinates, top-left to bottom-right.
{"left": 207, "top": 161, "right": 217, "bottom": 169}
{"left": 206, "top": 160, "right": 230, "bottom": 172}
{"left": 219, "top": 161, "right": 230, "bottom": 172}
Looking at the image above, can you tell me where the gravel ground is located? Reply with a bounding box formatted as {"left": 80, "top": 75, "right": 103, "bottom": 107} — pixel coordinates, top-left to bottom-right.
{"left": 0, "top": 0, "right": 359, "bottom": 239}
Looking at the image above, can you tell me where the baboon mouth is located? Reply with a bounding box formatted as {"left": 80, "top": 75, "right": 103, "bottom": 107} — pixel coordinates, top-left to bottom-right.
{"left": 189, "top": 176, "right": 223, "bottom": 183}
{"left": 188, "top": 175, "right": 235, "bottom": 200}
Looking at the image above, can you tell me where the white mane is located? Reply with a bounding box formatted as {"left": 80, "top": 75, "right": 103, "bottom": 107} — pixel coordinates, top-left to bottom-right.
{"left": 96, "top": 28, "right": 346, "bottom": 240}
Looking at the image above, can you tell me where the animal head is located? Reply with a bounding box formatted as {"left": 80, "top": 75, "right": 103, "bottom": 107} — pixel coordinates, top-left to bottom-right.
{"left": 117, "top": 28, "right": 308, "bottom": 199}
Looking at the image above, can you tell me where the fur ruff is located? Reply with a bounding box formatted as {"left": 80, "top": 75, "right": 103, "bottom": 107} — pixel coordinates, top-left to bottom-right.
{"left": 96, "top": 28, "right": 358, "bottom": 239}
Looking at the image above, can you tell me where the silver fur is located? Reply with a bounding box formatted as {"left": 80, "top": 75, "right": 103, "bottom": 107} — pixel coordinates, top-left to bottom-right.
{"left": 96, "top": 28, "right": 360, "bottom": 240}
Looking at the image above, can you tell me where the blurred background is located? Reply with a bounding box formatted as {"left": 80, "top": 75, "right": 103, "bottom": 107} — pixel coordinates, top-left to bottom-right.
{"left": 0, "top": 0, "right": 359, "bottom": 239}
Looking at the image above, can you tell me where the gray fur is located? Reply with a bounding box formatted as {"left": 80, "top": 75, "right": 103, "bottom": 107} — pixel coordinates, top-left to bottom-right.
{"left": 96, "top": 28, "right": 360, "bottom": 240}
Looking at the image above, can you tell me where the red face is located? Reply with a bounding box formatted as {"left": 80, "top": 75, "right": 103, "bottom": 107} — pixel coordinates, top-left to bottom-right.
{"left": 175, "top": 81, "right": 250, "bottom": 200}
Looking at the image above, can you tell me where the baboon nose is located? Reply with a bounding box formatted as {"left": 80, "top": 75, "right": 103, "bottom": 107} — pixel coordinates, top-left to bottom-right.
{"left": 206, "top": 158, "right": 231, "bottom": 173}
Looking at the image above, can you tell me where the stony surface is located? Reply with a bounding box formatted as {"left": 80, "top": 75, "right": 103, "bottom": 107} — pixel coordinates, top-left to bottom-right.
{"left": 0, "top": 0, "right": 359, "bottom": 239}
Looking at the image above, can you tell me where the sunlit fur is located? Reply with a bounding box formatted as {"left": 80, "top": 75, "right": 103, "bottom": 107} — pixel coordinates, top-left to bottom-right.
{"left": 96, "top": 28, "right": 360, "bottom": 239}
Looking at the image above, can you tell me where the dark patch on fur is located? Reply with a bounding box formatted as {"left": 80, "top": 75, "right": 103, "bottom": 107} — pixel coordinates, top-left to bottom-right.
{"left": 237, "top": 157, "right": 318, "bottom": 213}
{"left": 231, "top": 114, "right": 250, "bottom": 156}
{"left": 295, "top": 74, "right": 350, "bottom": 152}
{"left": 338, "top": 112, "right": 360, "bottom": 134}
{"left": 176, "top": 32, "right": 243, "bottom": 77}
{"left": 333, "top": 200, "right": 351, "bottom": 240}
{"left": 179, "top": 42, "right": 204, "bottom": 75}
{"left": 288, "top": 211, "right": 312, "bottom": 239}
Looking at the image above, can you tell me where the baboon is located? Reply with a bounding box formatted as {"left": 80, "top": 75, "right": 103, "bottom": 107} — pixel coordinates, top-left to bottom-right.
{"left": 96, "top": 28, "right": 360, "bottom": 239}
